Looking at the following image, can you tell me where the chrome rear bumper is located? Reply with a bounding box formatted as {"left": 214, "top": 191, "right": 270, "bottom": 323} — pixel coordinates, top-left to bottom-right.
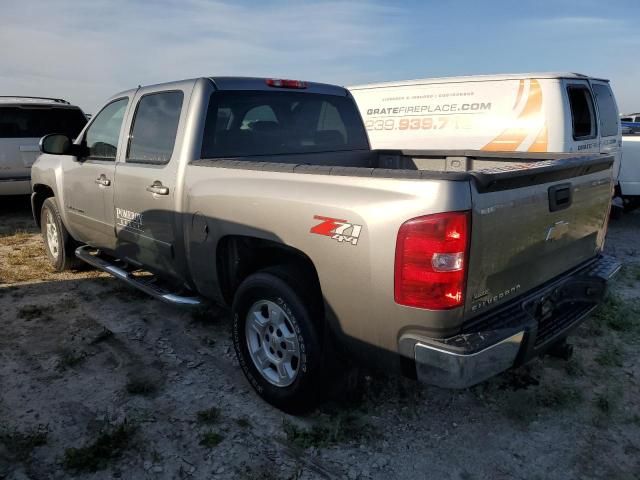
{"left": 415, "top": 331, "right": 524, "bottom": 389}
{"left": 412, "top": 254, "right": 621, "bottom": 389}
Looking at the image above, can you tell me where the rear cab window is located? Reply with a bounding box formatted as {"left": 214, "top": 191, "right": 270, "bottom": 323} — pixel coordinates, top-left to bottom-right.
{"left": 0, "top": 106, "right": 87, "bottom": 139}
{"left": 201, "top": 91, "right": 369, "bottom": 158}
{"left": 592, "top": 84, "right": 619, "bottom": 137}
{"left": 567, "top": 86, "right": 597, "bottom": 140}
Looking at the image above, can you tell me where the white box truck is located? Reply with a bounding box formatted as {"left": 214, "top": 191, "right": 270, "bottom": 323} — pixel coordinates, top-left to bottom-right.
{"left": 349, "top": 72, "right": 622, "bottom": 204}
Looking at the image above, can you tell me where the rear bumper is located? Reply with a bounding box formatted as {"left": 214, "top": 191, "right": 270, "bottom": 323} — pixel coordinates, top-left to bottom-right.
{"left": 0, "top": 177, "right": 31, "bottom": 196}
{"left": 413, "top": 254, "right": 621, "bottom": 389}
{"left": 619, "top": 181, "right": 640, "bottom": 197}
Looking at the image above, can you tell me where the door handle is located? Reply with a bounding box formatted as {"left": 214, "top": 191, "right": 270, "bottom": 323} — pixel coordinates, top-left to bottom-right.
{"left": 95, "top": 175, "right": 111, "bottom": 187}
{"left": 146, "top": 181, "right": 169, "bottom": 196}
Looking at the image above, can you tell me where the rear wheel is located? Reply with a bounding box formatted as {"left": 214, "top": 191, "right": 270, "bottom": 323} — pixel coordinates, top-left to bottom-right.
{"left": 232, "top": 267, "right": 324, "bottom": 413}
{"left": 41, "top": 197, "right": 80, "bottom": 271}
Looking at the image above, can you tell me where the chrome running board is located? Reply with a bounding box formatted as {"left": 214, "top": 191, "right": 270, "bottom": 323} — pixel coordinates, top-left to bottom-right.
{"left": 75, "top": 245, "right": 202, "bottom": 306}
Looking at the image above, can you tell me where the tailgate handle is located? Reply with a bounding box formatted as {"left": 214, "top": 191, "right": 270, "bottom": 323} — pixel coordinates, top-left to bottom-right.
{"left": 548, "top": 183, "right": 572, "bottom": 212}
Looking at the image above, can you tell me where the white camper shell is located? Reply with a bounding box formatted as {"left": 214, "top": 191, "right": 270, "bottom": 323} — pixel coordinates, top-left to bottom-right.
{"left": 349, "top": 73, "right": 622, "bottom": 180}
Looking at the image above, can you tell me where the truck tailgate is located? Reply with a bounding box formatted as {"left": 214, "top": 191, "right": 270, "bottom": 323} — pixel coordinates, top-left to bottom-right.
{"left": 465, "top": 155, "right": 613, "bottom": 319}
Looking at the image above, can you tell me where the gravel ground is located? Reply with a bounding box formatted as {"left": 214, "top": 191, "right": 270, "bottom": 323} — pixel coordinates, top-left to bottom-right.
{"left": 0, "top": 195, "right": 638, "bottom": 480}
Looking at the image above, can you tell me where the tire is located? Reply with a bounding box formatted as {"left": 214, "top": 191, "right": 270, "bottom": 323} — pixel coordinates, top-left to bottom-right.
{"left": 610, "top": 205, "right": 624, "bottom": 220}
{"left": 41, "top": 197, "right": 81, "bottom": 271}
{"left": 232, "top": 267, "right": 324, "bottom": 413}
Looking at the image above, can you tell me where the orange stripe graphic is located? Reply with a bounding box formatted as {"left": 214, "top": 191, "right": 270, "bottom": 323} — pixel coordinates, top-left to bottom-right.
{"left": 512, "top": 80, "right": 525, "bottom": 111}
{"left": 527, "top": 125, "right": 548, "bottom": 152}
{"left": 482, "top": 79, "right": 545, "bottom": 152}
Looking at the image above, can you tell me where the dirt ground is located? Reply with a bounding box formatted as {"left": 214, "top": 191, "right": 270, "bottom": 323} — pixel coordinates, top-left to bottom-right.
{"left": 0, "top": 195, "right": 638, "bottom": 480}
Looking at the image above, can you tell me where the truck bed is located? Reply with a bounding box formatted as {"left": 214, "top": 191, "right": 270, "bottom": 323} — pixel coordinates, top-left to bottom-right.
{"left": 193, "top": 149, "right": 613, "bottom": 192}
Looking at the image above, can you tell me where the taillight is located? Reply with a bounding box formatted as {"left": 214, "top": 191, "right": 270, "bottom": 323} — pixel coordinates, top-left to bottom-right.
{"left": 394, "top": 211, "right": 471, "bottom": 310}
{"left": 265, "top": 78, "right": 307, "bottom": 89}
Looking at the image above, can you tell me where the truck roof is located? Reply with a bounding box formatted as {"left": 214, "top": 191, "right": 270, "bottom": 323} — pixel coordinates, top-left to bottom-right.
{"left": 348, "top": 72, "right": 610, "bottom": 90}
{"left": 109, "top": 77, "right": 350, "bottom": 101}
{"left": 0, "top": 96, "right": 72, "bottom": 106}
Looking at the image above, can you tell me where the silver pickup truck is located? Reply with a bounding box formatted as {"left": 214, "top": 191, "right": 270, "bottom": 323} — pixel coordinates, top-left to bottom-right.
{"left": 31, "top": 77, "right": 620, "bottom": 412}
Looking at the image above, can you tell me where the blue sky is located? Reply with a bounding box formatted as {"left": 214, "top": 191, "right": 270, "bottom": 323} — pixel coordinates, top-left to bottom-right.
{"left": 1, "top": 0, "right": 639, "bottom": 113}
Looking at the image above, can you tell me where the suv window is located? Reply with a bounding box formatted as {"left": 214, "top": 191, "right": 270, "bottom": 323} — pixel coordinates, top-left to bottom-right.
{"left": 592, "top": 84, "right": 619, "bottom": 137}
{"left": 567, "top": 86, "right": 597, "bottom": 139}
{"left": 201, "top": 91, "right": 369, "bottom": 158}
{"left": 0, "top": 106, "right": 87, "bottom": 139}
{"left": 127, "top": 91, "right": 184, "bottom": 164}
{"left": 85, "top": 98, "right": 128, "bottom": 160}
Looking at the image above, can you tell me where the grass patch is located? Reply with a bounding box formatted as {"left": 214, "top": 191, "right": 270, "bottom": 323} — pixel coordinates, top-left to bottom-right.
{"left": 623, "top": 264, "right": 640, "bottom": 283}
{"left": 17, "top": 304, "right": 53, "bottom": 322}
{"left": 502, "top": 384, "right": 584, "bottom": 424}
{"left": 196, "top": 407, "right": 220, "bottom": 425}
{"left": 89, "top": 327, "right": 114, "bottom": 345}
{"left": 283, "top": 411, "right": 378, "bottom": 449}
{"left": 0, "top": 233, "right": 55, "bottom": 284}
{"left": 503, "top": 390, "right": 538, "bottom": 425}
{"left": 535, "top": 385, "right": 583, "bottom": 409}
{"left": 235, "top": 416, "right": 251, "bottom": 428}
{"left": 0, "top": 230, "right": 32, "bottom": 244}
{"left": 590, "top": 294, "right": 640, "bottom": 335}
{"left": 57, "top": 349, "right": 87, "bottom": 370}
{"left": 125, "top": 377, "right": 159, "bottom": 396}
{"left": 592, "top": 388, "right": 622, "bottom": 428}
{"left": 595, "top": 344, "right": 624, "bottom": 368}
{"left": 0, "top": 426, "right": 48, "bottom": 461}
{"left": 594, "top": 392, "right": 618, "bottom": 416}
{"left": 63, "top": 422, "right": 135, "bottom": 473}
{"left": 199, "top": 431, "right": 224, "bottom": 448}
{"left": 565, "top": 358, "right": 585, "bottom": 377}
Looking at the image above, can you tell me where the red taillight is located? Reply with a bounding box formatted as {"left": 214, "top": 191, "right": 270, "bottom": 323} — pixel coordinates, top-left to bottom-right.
{"left": 394, "top": 211, "right": 470, "bottom": 310}
{"left": 265, "top": 78, "right": 307, "bottom": 89}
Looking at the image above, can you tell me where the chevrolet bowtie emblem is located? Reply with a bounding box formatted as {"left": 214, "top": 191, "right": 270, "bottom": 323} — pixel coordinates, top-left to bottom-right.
{"left": 546, "top": 221, "right": 570, "bottom": 242}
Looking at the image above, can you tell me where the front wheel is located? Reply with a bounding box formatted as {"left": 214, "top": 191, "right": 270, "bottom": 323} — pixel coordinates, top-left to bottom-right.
{"left": 41, "top": 197, "right": 81, "bottom": 271}
{"left": 232, "top": 268, "right": 324, "bottom": 413}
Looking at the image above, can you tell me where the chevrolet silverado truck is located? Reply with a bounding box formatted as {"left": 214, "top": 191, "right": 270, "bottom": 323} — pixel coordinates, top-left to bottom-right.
{"left": 31, "top": 77, "right": 621, "bottom": 412}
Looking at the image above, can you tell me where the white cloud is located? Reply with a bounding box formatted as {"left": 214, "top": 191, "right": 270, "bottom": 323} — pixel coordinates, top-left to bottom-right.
{"left": 532, "top": 16, "right": 624, "bottom": 28}
{"left": 0, "top": 0, "right": 406, "bottom": 112}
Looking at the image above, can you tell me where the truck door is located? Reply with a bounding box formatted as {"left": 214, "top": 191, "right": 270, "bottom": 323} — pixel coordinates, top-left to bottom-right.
{"left": 61, "top": 97, "right": 129, "bottom": 250}
{"left": 591, "top": 81, "right": 621, "bottom": 180}
{"left": 563, "top": 79, "right": 599, "bottom": 155}
{"left": 113, "top": 87, "right": 187, "bottom": 281}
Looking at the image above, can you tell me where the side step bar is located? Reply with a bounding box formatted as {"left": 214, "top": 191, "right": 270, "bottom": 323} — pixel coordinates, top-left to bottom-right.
{"left": 75, "top": 246, "right": 203, "bottom": 306}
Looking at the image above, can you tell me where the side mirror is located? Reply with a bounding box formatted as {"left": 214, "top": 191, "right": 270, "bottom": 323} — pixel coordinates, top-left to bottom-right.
{"left": 40, "top": 134, "right": 72, "bottom": 155}
{"left": 39, "top": 134, "right": 89, "bottom": 158}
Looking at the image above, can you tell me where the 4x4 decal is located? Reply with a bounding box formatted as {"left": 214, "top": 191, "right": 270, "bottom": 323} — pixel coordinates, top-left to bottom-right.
{"left": 310, "top": 215, "right": 362, "bottom": 246}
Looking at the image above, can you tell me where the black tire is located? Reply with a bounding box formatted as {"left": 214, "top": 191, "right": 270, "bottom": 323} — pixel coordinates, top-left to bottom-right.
{"left": 40, "top": 197, "right": 81, "bottom": 271}
{"left": 232, "top": 266, "right": 324, "bottom": 413}
{"left": 610, "top": 205, "right": 624, "bottom": 220}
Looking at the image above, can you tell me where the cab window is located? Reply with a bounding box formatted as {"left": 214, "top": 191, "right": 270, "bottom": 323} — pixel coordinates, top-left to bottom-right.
{"left": 127, "top": 91, "right": 184, "bottom": 165}
{"left": 201, "top": 91, "right": 368, "bottom": 158}
{"left": 84, "top": 98, "right": 129, "bottom": 160}
{"left": 592, "top": 84, "right": 619, "bottom": 137}
{"left": 567, "top": 86, "right": 597, "bottom": 140}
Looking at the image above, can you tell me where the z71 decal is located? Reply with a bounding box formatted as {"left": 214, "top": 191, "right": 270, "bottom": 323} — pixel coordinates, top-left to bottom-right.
{"left": 310, "top": 215, "right": 362, "bottom": 246}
